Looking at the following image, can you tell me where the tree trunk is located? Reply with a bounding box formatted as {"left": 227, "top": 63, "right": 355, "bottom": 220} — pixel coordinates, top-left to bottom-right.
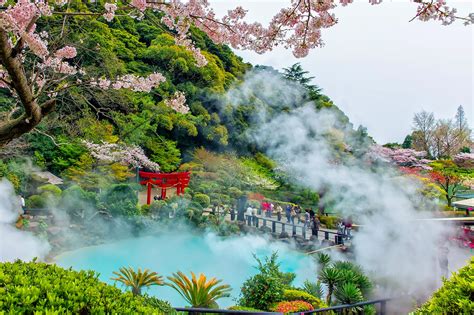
{"left": 0, "top": 28, "right": 55, "bottom": 147}
{"left": 446, "top": 194, "right": 452, "bottom": 207}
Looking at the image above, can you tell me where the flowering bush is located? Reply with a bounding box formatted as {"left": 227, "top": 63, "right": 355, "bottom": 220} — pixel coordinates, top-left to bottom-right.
{"left": 283, "top": 289, "right": 326, "bottom": 308}
{"left": 271, "top": 300, "right": 314, "bottom": 313}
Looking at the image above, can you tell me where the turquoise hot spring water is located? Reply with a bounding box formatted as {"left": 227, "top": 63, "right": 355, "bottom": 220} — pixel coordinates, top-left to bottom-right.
{"left": 56, "top": 231, "right": 316, "bottom": 308}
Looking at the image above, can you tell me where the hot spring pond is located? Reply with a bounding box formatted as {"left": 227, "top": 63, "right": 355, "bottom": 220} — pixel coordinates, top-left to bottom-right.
{"left": 56, "top": 232, "right": 316, "bottom": 308}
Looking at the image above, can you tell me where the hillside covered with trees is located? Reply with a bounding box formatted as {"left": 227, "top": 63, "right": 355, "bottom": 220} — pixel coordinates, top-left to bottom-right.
{"left": 0, "top": 8, "right": 368, "bottom": 212}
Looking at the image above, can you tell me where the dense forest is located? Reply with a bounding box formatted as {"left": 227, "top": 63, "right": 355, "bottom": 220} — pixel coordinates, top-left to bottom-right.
{"left": 0, "top": 10, "right": 370, "bottom": 211}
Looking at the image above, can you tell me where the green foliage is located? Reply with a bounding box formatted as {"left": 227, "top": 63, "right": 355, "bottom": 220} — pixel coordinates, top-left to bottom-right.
{"left": 300, "top": 280, "right": 324, "bottom": 300}
{"left": 193, "top": 193, "right": 211, "bottom": 208}
{"left": 316, "top": 253, "right": 332, "bottom": 269}
{"left": 37, "top": 184, "right": 62, "bottom": 198}
{"left": 238, "top": 252, "right": 295, "bottom": 311}
{"left": 414, "top": 258, "right": 474, "bottom": 314}
{"left": 99, "top": 184, "right": 139, "bottom": 217}
{"left": 332, "top": 261, "right": 372, "bottom": 296}
{"left": 319, "top": 216, "right": 339, "bottom": 229}
{"left": 166, "top": 271, "right": 231, "bottom": 308}
{"left": 26, "top": 195, "right": 46, "bottom": 208}
{"left": 334, "top": 282, "right": 364, "bottom": 305}
{"left": 60, "top": 185, "right": 98, "bottom": 216}
{"left": 318, "top": 267, "right": 343, "bottom": 306}
{"left": 0, "top": 260, "right": 175, "bottom": 314}
{"left": 111, "top": 267, "right": 164, "bottom": 296}
{"left": 282, "top": 289, "right": 325, "bottom": 308}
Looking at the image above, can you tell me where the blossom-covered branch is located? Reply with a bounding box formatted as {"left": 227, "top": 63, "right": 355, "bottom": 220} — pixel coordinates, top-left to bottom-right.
{"left": 83, "top": 141, "right": 160, "bottom": 172}
{"left": 0, "top": 0, "right": 471, "bottom": 146}
{"left": 368, "top": 145, "right": 432, "bottom": 170}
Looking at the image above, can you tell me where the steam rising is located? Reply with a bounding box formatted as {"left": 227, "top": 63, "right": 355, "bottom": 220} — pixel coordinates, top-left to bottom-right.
{"left": 224, "top": 70, "right": 470, "bottom": 301}
{"left": 0, "top": 179, "right": 50, "bottom": 262}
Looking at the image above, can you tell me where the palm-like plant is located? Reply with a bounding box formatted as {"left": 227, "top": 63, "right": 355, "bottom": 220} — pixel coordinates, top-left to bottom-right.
{"left": 166, "top": 271, "right": 231, "bottom": 308}
{"left": 316, "top": 253, "right": 331, "bottom": 270}
{"left": 334, "top": 282, "right": 364, "bottom": 314}
{"left": 318, "top": 267, "right": 343, "bottom": 306}
{"left": 111, "top": 267, "right": 164, "bottom": 296}
{"left": 301, "top": 280, "right": 324, "bottom": 300}
{"left": 333, "top": 261, "right": 372, "bottom": 296}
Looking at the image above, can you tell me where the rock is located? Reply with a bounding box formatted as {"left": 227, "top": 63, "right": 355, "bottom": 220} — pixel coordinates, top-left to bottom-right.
{"left": 28, "top": 222, "right": 40, "bottom": 230}
{"left": 279, "top": 231, "right": 289, "bottom": 239}
{"left": 47, "top": 227, "right": 62, "bottom": 236}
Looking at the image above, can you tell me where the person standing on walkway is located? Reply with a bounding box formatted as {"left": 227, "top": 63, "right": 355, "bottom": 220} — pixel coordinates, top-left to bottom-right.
{"left": 290, "top": 207, "right": 296, "bottom": 224}
{"left": 344, "top": 217, "right": 353, "bottom": 240}
{"left": 295, "top": 206, "right": 301, "bottom": 224}
{"left": 303, "top": 210, "right": 310, "bottom": 231}
{"left": 285, "top": 205, "right": 291, "bottom": 223}
{"left": 311, "top": 216, "right": 320, "bottom": 236}
{"left": 276, "top": 204, "right": 283, "bottom": 221}
{"left": 252, "top": 206, "right": 258, "bottom": 225}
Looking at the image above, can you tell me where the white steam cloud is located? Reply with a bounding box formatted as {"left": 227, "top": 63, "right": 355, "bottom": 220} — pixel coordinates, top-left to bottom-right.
{"left": 223, "top": 70, "right": 471, "bottom": 303}
{"left": 0, "top": 179, "right": 50, "bottom": 262}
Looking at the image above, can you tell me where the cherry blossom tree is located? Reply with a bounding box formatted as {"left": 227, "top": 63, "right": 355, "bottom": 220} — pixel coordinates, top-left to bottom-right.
{"left": 83, "top": 140, "right": 160, "bottom": 171}
{"left": 0, "top": 0, "right": 472, "bottom": 147}
{"left": 368, "top": 145, "right": 432, "bottom": 169}
{"left": 453, "top": 152, "right": 474, "bottom": 169}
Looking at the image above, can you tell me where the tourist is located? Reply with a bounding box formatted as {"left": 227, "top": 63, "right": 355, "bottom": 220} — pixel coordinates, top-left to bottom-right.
{"left": 269, "top": 203, "right": 274, "bottom": 218}
{"left": 230, "top": 207, "right": 235, "bottom": 221}
{"left": 290, "top": 207, "right": 297, "bottom": 224}
{"left": 296, "top": 206, "right": 302, "bottom": 224}
{"left": 246, "top": 204, "right": 253, "bottom": 218}
{"left": 252, "top": 206, "right": 258, "bottom": 225}
{"left": 311, "top": 216, "right": 320, "bottom": 236}
{"left": 303, "top": 210, "right": 310, "bottom": 231}
{"left": 276, "top": 204, "right": 283, "bottom": 221}
{"left": 344, "top": 217, "right": 353, "bottom": 240}
{"left": 19, "top": 195, "right": 25, "bottom": 214}
{"left": 309, "top": 208, "right": 315, "bottom": 220}
{"left": 285, "top": 205, "right": 291, "bottom": 223}
{"left": 337, "top": 220, "right": 345, "bottom": 235}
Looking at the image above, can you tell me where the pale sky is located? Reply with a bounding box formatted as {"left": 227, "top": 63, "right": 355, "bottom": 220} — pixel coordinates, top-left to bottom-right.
{"left": 211, "top": 0, "right": 473, "bottom": 144}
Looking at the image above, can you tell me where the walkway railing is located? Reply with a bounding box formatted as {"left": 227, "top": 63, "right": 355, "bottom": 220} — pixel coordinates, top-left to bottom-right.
{"left": 174, "top": 307, "right": 280, "bottom": 314}
{"left": 235, "top": 213, "right": 345, "bottom": 245}
{"left": 298, "top": 298, "right": 391, "bottom": 314}
{"left": 174, "top": 298, "right": 391, "bottom": 314}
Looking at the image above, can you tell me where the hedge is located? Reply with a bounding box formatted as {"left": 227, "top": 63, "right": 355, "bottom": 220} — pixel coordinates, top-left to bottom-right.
{"left": 0, "top": 260, "right": 175, "bottom": 314}
{"left": 414, "top": 257, "right": 474, "bottom": 314}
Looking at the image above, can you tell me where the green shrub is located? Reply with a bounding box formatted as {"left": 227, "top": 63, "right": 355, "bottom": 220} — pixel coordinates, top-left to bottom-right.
{"left": 300, "top": 280, "right": 324, "bottom": 299}
{"left": 0, "top": 260, "right": 175, "bottom": 314}
{"left": 414, "top": 258, "right": 474, "bottom": 314}
{"left": 26, "top": 194, "right": 46, "bottom": 208}
{"left": 238, "top": 252, "right": 294, "bottom": 311}
{"left": 319, "top": 215, "right": 339, "bottom": 229}
{"left": 141, "top": 204, "right": 151, "bottom": 215}
{"left": 271, "top": 300, "right": 314, "bottom": 313}
{"left": 228, "top": 187, "right": 243, "bottom": 198}
{"left": 193, "top": 193, "right": 211, "bottom": 208}
{"left": 37, "top": 184, "right": 62, "bottom": 197}
{"left": 283, "top": 289, "right": 326, "bottom": 308}
{"left": 99, "top": 184, "right": 139, "bottom": 216}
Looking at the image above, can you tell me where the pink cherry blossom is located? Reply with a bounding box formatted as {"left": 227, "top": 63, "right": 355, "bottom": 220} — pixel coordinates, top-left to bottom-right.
{"left": 368, "top": 145, "right": 432, "bottom": 170}
{"left": 165, "top": 91, "right": 189, "bottom": 114}
{"left": 83, "top": 140, "right": 160, "bottom": 171}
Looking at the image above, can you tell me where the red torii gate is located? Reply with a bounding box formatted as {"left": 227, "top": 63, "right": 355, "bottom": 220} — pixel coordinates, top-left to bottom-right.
{"left": 139, "top": 171, "right": 191, "bottom": 205}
